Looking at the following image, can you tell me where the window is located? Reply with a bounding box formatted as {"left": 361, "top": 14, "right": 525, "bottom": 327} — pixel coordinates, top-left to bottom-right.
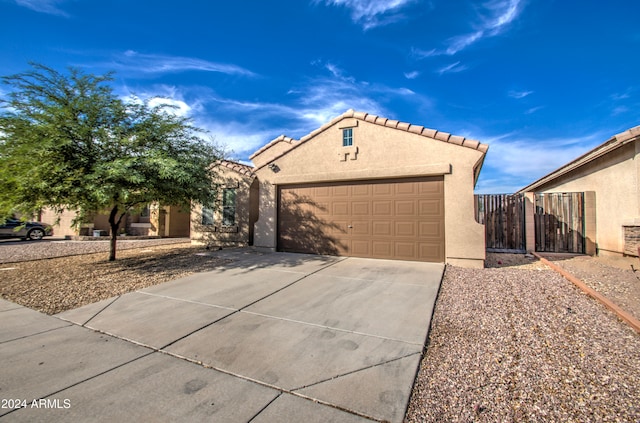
{"left": 222, "top": 188, "right": 237, "bottom": 226}
{"left": 201, "top": 205, "right": 214, "bottom": 225}
{"left": 342, "top": 128, "right": 353, "bottom": 147}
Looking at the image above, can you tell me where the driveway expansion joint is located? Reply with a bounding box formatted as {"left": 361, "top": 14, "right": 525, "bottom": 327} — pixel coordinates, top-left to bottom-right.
{"left": 0, "top": 323, "right": 73, "bottom": 345}
{"left": 0, "top": 350, "right": 156, "bottom": 419}
{"left": 241, "top": 310, "right": 425, "bottom": 346}
{"left": 77, "top": 295, "right": 122, "bottom": 327}
{"left": 290, "top": 351, "right": 422, "bottom": 392}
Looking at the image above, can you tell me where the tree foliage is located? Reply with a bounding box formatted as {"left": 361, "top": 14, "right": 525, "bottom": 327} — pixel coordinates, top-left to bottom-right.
{"left": 0, "top": 63, "right": 222, "bottom": 260}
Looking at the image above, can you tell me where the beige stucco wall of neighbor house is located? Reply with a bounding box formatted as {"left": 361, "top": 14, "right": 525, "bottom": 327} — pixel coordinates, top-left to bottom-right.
{"left": 251, "top": 112, "right": 487, "bottom": 268}
{"left": 40, "top": 204, "right": 188, "bottom": 238}
{"left": 39, "top": 208, "right": 78, "bottom": 237}
{"left": 191, "top": 166, "right": 256, "bottom": 247}
{"left": 527, "top": 141, "right": 639, "bottom": 256}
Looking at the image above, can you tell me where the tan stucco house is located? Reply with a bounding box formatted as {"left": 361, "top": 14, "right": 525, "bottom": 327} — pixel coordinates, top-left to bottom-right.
{"left": 40, "top": 204, "right": 190, "bottom": 238}
{"left": 519, "top": 125, "right": 640, "bottom": 257}
{"left": 192, "top": 110, "right": 489, "bottom": 268}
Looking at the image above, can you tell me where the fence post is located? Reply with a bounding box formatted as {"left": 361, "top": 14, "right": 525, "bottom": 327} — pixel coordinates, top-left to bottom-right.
{"left": 524, "top": 192, "right": 536, "bottom": 253}
{"left": 584, "top": 191, "right": 597, "bottom": 255}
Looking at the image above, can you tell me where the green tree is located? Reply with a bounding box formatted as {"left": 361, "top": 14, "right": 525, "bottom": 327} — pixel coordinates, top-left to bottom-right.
{"left": 0, "top": 63, "right": 221, "bottom": 260}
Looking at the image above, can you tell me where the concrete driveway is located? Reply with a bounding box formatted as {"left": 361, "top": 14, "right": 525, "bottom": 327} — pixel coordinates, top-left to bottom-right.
{"left": 0, "top": 250, "right": 444, "bottom": 422}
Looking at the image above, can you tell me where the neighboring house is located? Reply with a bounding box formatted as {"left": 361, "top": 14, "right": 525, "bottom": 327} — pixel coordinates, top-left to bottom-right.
{"left": 519, "top": 125, "right": 640, "bottom": 257}
{"left": 40, "top": 204, "right": 190, "bottom": 238}
{"left": 191, "top": 160, "right": 259, "bottom": 247}
{"left": 193, "top": 110, "right": 489, "bottom": 268}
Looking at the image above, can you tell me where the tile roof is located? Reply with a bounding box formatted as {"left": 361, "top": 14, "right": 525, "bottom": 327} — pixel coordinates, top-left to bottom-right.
{"left": 249, "top": 135, "right": 299, "bottom": 160}
{"left": 518, "top": 125, "right": 640, "bottom": 193}
{"left": 217, "top": 159, "right": 255, "bottom": 177}
{"left": 250, "top": 109, "right": 489, "bottom": 162}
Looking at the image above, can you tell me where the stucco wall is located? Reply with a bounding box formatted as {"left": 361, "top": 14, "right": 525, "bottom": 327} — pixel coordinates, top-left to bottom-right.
{"left": 191, "top": 168, "right": 255, "bottom": 247}
{"left": 39, "top": 208, "right": 78, "bottom": 237}
{"left": 530, "top": 141, "right": 639, "bottom": 255}
{"left": 252, "top": 117, "right": 486, "bottom": 267}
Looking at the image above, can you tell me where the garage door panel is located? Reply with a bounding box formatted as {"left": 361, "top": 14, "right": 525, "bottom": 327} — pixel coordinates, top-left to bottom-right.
{"left": 351, "top": 201, "right": 370, "bottom": 216}
{"left": 419, "top": 222, "right": 443, "bottom": 238}
{"left": 396, "top": 201, "right": 416, "bottom": 216}
{"left": 351, "top": 185, "right": 370, "bottom": 196}
{"left": 351, "top": 221, "right": 370, "bottom": 236}
{"left": 395, "top": 242, "right": 416, "bottom": 259}
{"left": 373, "top": 201, "right": 393, "bottom": 216}
{"left": 333, "top": 186, "right": 349, "bottom": 197}
{"left": 419, "top": 182, "right": 443, "bottom": 195}
{"left": 278, "top": 177, "right": 444, "bottom": 262}
{"left": 419, "top": 199, "right": 443, "bottom": 216}
{"left": 395, "top": 182, "right": 419, "bottom": 195}
{"left": 372, "top": 184, "right": 393, "bottom": 196}
{"left": 419, "top": 244, "right": 444, "bottom": 262}
{"left": 332, "top": 202, "right": 349, "bottom": 216}
{"left": 372, "top": 242, "right": 393, "bottom": 258}
{"left": 372, "top": 221, "right": 392, "bottom": 236}
{"left": 395, "top": 221, "right": 416, "bottom": 237}
{"left": 351, "top": 240, "right": 371, "bottom": 256}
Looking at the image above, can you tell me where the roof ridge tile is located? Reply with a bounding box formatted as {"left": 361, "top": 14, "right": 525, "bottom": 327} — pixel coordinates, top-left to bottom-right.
{"left": 218, "top": 159, "right": 255, "bottom": 177}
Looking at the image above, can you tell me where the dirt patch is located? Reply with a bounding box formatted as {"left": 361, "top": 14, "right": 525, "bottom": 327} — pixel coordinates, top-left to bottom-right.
{"left": 485, "top": 252, "right": 547, "bottom": 270}
{"left": 0, "top": 243, "right": 230, "bottom": 315}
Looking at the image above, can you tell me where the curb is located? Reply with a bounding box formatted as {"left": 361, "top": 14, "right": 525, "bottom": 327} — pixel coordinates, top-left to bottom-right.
{"left": 532, "top": 252, "right": 640, "bottom": 334}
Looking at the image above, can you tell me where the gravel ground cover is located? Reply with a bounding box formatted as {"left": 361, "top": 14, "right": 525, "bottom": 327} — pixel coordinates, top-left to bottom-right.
{"left": 0, "top": 243, "right": 229, "bottom": 314}
{"left": 542, "top": 254, "right": 640, "bottom": 321}
{"left": 406, "top": 256, "right": 640, "bottom": 422}
{"left": 0, "top": 237, "right": 189, "bottom": 264}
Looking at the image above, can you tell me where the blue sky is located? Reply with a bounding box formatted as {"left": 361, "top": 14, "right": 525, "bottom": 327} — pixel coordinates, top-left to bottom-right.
{"left": 1, "top": 0, "right": 639, "bottom": 193}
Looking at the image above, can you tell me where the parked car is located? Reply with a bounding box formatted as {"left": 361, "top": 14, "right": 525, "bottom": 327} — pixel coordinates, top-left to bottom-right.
{"left": 0, "top": 218, "right": 53, "bottom": 240}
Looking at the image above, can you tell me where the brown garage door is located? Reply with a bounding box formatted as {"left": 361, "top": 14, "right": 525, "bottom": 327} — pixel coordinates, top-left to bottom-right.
{"left": 278, "top": 177, "right": 444, "bottom": 262}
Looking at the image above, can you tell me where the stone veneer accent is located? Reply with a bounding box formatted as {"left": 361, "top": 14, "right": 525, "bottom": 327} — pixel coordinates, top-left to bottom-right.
{"left": 623, "top": 225, "right": 640, "bottom": 256}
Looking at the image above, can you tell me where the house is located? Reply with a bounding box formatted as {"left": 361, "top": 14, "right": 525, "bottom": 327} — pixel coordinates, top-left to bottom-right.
{"left": 191, "top": 160, "right": 259, "bottom": 247}
{"left": 192, "top": 110, "right": 489, "bottom": 268}
{"left": 39, "top": 204, "right": 190, "bottom": 238}
{"left": 519, "top": 125, "right": 640, "bottom": 257}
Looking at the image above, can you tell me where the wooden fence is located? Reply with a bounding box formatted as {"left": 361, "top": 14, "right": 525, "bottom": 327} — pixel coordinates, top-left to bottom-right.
{"left": 534, "top": 192, "right": 585, "bottom": 253}
{"left": 475, "top": 194, "right": 526, "bottom": 252}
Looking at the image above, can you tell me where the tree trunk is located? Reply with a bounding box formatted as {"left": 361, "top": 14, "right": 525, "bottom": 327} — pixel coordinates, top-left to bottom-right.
{"left": 108, "top": 205, "right": 120, "bottom": 261}
{"left": 109, "top": 227, "right": 118, "bottom": 261}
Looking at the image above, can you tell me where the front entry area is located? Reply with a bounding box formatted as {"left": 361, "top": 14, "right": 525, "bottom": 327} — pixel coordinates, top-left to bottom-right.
{"left": 277, "top": 176, "right": 445, "bottom": 262}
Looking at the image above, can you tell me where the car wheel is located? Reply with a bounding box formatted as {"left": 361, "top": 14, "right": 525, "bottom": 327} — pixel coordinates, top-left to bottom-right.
{"left": 26, "top": 228, "right": 45, "bottom": 240}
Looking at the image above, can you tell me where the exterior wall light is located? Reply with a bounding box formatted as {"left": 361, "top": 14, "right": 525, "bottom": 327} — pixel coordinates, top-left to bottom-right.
{"left": 268, "top": 163, "right": 280, "bottom": 172}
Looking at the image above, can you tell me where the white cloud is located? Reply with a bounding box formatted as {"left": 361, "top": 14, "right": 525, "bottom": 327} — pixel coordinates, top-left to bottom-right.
{"left": 473, "top": 131, "right": 607, "bottom": 193}
{"left": 404, "top": 70, "right": 420, "bottom": 79}
{"left": 15, "top": 0, "right": 69, "bottom": 17}
{"left": 612, "top": 106, "right": 629, "bottom": 116}
{"left": 125, "top": 64, "right": 431, "bottom": 161}
{"left": 110, "top": 51, "right": 256, "bottom": 77}
{"left": 410, "top": 47, "right": 437, "bottom": 59}
{"left": 437, "top": 61, "right": 468, "bottom": 75}
{"left": 199, "top": 120, "right": 273, "bottom": 158}
{"left": 445, "top": 30, "right": 484, "bottom": 56}
{"left": 147, "top": 98, "right": 192, "bottom": 117}
{"left": 481, "top": 132, "right": 604, "bottom": 185}
{"left": 316, "top": 0, "right": 417, "bottom": 29}
{"left": 120, "top": 84, "right": 204, "bottom": 118}
{"left": 508, "top": 90, "right": 533, "bottom": 99}
{"left": 525, "top": 106, "right": 544, "bottom": 114}
{"left": 415, "top": 0, "right": 524, "bottom": 57}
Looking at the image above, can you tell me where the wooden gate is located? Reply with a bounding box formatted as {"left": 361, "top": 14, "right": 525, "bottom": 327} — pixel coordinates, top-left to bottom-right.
{"left": 475, "top": 194, "right": 526, "bottom": 252}
{"left": 534, "top": 192, "right": 585, "bottom": 253}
